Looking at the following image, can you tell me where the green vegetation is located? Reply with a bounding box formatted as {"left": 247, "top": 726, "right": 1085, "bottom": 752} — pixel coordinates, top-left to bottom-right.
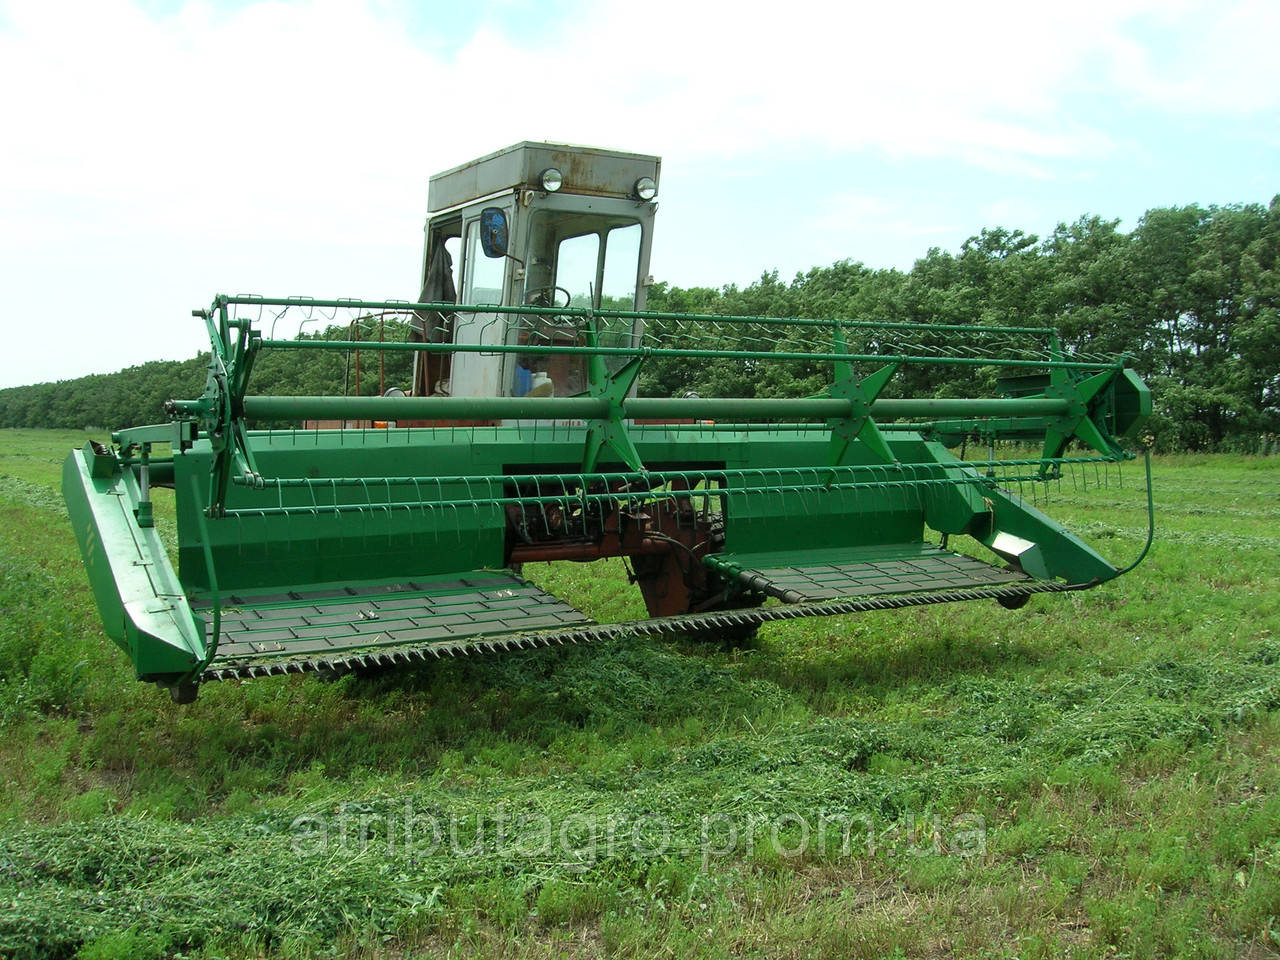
{"left": 0, "top": 429, "right": 1277, "bottom": 957}
{"left": 642, "top": 200, "right": 1280, "bottom": 452}
{"left": 645, "top": 199, "right": 1280, "bottom": 455}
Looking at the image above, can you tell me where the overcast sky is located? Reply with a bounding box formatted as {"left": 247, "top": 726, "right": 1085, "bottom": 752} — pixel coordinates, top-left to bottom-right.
{"left": 1, "top": 0, "right": 1276, "bottom": 389}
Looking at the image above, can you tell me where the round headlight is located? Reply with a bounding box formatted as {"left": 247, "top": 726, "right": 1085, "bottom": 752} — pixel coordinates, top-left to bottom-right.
{"left": 540, "top": 168, "right": 563, "bottom": 192}
{"left": 634, "top": 176, "right": 657, "bottom": 201}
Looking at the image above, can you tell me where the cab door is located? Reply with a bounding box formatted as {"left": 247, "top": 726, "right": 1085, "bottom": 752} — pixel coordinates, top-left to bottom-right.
{"left": 411, "top": 217, "right": 461, "bottom": 396}
{"left": 450, "top": 200, "right": 515, "bottom": 398}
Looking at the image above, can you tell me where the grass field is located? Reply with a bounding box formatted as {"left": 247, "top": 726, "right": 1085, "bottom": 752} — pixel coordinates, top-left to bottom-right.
{"left": 1, "top": 428, "right": 1278, "bottom": 959}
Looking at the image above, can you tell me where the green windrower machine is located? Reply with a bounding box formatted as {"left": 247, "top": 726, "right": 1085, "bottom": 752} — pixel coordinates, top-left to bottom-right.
{"left": 62, "top": 143, "right": 1154, "bottom": 703}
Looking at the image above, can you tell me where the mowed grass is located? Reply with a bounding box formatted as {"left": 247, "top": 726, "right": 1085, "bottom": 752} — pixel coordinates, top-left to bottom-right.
{"left": 0, "top": 427, "right": 1278, "bottom": 959}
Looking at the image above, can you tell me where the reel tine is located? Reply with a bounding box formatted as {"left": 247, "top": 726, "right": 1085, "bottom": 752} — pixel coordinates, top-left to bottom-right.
{"left": 535, "top": 476, "right": 550, "bottom": 535}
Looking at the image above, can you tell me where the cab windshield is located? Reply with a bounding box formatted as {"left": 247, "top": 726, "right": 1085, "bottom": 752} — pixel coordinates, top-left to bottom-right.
{"left": 511, "top": 215, "right": 642, "bottom": 398}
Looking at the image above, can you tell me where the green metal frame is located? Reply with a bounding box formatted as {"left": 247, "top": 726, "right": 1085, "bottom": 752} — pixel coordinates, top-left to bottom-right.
{"left": 63, "top": 294, "right": 1154, "bottom": 700}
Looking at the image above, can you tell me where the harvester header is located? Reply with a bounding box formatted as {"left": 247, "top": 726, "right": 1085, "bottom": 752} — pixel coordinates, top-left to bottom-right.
{"left": 62, "top": 143, "right": 1153, "bottom": 703}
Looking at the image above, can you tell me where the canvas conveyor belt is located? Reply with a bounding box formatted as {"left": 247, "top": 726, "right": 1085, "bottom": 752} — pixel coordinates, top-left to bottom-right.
{"left": 194, "top": 546, "right": 1065, "bottom": 682}
{"left": 195, "top": 572, "right": 592, "bottom": 680}
{"left": 705, "top": 543, "right": 1028, "bottom": 602}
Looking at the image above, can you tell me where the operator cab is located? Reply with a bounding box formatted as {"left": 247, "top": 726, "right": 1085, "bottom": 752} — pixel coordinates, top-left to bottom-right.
{"left": 411, "top": 142, "right": 660, "bottom": 404}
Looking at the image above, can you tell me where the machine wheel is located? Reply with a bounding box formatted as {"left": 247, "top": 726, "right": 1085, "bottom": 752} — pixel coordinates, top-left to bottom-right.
{"left": 168, "top": 680, "right": 199, "bottom": 704}
{"left": 996, "top": 563, "right": 1031, "bottom": 610}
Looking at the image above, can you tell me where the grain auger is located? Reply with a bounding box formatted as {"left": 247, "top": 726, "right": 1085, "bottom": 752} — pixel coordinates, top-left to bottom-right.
{"left": 62, "top": 143, "right": 1153, "bottom": 702}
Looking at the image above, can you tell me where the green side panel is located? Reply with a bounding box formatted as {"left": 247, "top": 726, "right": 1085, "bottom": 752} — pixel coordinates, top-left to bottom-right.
{"left": 62, "top": 445, "right": 206, "bottom": 679}
{"left": 890, "top": 435, "right": 993, "bottom": 536}
{"left": 158, "top": 425, "right": 1118, "bottom": 614}
{"left": 897, "top": 439, "right": 1118, "bottom": 583}
{"left": 174, "top": 424, "right": 797, "bottom": 598}
{"left": 918, "top": 471, "right": 992, "bottom": 535}
{"left": 979, "top": 483, "right": 1117, "bottom": 583}
{"left": 718, "top": 433, "right": 924, "bottom": 555}
{"left": 174, "top": 432, "right": 512, "bottom": 597}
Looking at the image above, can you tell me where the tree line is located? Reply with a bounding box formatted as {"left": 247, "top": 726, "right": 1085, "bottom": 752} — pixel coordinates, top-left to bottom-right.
{"left": 644, "top": 199, "right": 1279, "bottom": 451}
{"left": 1, "top": 199, "right": 1276, "bottom": 451}
{"left": 0, "top": 322, "right": 415, "bottom": 435}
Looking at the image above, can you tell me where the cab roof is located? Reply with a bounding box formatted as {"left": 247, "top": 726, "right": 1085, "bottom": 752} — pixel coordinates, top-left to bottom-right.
{"left": 427, "top": 142, "right": 661, "bottom": 213}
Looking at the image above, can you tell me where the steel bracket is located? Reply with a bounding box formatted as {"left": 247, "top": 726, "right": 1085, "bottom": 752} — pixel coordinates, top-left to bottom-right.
{"left": 581, "top": 322, "right": 645, "bottom": 473}
{"left": 826, "top": 327, "right": 898, "bottom": 466}
{"left": 1037, "top": 366, "right": 1124, "bottom": 469}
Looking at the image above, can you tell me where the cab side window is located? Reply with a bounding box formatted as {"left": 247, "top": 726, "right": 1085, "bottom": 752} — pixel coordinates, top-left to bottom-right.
{"left": 554, "top": 232, "right": 600, "bottom": 307}
{"left": 464, "top": 220, "right": 506, "bottom": 305}
{"left": 600, "top": 223, "right": 641, "bottom": 310}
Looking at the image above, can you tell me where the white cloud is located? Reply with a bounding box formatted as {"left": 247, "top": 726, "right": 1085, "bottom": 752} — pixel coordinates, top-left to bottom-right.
{"left": 1103, "top": 0, "right": 1280, "bottom": 113}
{"left": 792, "top": 192, "right": 960, "bottom": 272}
